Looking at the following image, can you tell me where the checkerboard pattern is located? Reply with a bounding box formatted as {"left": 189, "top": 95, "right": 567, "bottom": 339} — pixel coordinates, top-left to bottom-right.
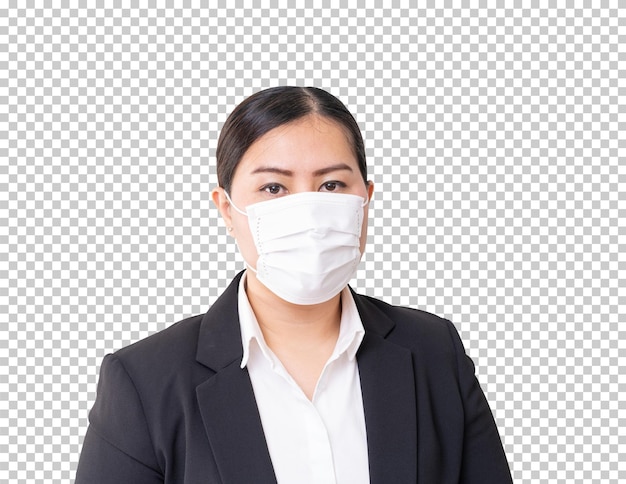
{"left": 2, "top": 4, "right": 624, "bottom": 483}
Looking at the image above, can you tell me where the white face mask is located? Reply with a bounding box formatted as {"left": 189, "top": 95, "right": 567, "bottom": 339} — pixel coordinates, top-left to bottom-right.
{"left": 225, "top": 191, "right": 368, "bottom": 305}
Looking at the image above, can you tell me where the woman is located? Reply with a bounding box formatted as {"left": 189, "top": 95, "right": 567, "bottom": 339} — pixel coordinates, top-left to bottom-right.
{"left": 76, "top": 86, "right": 512, "bottom": 483}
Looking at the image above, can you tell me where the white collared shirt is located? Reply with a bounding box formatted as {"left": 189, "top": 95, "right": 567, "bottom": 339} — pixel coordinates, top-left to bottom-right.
{"left": 238, "top": 273, "right": 370, "bottom": 484}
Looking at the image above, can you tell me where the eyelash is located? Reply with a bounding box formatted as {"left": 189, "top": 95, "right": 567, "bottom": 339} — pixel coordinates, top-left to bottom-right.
{"left": 260, "top": 181, "right": 346, "bottom": 195}
{"left": 320, "top": 181, "right": 346, "bottom": 192}
{"left": 261, "top": 184, "right": 283, "bottom": 195}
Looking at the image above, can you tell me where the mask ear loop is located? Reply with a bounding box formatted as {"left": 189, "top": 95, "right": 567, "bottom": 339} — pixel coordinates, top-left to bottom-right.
{"left": 223, "top": 191, "right": 258, "bottom": 274}
{"left": 224, "top": 191, "right": 248, "bottom": 216}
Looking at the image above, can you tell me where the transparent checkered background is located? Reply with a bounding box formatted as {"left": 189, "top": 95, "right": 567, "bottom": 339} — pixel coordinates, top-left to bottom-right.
{"left": 1, "top": 3, "right": 624, "bottom": 483}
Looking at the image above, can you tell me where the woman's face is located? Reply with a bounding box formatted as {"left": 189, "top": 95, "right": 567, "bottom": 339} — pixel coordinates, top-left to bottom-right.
{"left": 213, "top": 114, "right": 374, "bottom": 271}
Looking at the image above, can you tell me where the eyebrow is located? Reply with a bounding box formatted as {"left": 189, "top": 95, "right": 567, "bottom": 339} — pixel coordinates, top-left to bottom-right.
{"left": 250, "top": 163, "right": 354, "bottom": 177}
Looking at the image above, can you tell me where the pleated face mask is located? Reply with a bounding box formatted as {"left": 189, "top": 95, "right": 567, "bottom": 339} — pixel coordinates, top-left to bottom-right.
{"left": 225, "top": 191, "right": 368, "bottom": 305}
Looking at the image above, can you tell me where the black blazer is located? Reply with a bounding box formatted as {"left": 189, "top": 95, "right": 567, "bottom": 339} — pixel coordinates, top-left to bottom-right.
{"left": 75, "top": 271, "right": 512, "bottom": 483}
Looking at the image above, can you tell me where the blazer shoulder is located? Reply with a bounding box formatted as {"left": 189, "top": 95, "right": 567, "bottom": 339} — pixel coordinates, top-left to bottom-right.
{"left": 112, "top": 313, "right": 206, "bottom": 377}
{"left": 356, "top": 293, "right": 460, "bottom": 354}
{"left": 358, "top": 292, "right": 453, "bottom": 330}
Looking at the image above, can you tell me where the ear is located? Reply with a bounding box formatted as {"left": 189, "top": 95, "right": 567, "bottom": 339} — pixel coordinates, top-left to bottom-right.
{"left": 211, "top": 186, "right": 234, "bottom": 236}
{"left": 366, "top": 180, "right": 374, "bottom": 201}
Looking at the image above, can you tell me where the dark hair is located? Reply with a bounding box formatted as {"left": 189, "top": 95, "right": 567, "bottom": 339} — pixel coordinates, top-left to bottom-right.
{"left": 216, "top": 86, "right": 367, "bottom": 194}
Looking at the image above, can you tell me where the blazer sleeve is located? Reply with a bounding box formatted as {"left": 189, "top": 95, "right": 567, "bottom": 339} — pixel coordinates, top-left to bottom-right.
{"left": 446, "top": 320, "right": 513, "bottom": 484}
{"left": 75, "top": 353, "right": 164, "bottom": 484}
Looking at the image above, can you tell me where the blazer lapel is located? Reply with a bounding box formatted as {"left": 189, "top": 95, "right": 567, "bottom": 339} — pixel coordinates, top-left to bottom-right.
{"left": 195, "top": 272, "right": 277, "bottom": 484}
{"left": 193, "top": 276, "right": 417, "bottom": 483}
{"left": 354, "top": 292, "right": 418, "bottom": 484}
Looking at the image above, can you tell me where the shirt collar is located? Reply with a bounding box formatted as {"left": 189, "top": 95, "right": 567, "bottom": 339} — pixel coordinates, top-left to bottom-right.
{"left": 238, "top": 271, "right": 365, "bottom": 369}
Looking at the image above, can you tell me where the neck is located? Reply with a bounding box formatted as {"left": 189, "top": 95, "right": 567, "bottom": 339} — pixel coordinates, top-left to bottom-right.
{"left": 244, "top": 270, "right": 342, "bottom": 352}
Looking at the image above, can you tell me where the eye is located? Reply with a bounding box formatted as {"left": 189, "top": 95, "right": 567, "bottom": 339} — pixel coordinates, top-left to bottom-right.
{"left": 320, "top": 181, "right": 346, "bottom": 192}
{"left": 261, "top": 184, "right": 284, "bottom": 195}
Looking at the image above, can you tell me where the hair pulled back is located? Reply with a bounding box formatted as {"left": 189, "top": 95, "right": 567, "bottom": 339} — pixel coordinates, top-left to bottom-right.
{"left": 216, "top": 86, "right": 367, "bottom": 193}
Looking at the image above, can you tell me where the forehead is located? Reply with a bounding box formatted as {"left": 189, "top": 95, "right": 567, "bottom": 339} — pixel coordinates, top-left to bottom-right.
{"left": 235, "top": 115, "right": 358, "bottom": 175}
